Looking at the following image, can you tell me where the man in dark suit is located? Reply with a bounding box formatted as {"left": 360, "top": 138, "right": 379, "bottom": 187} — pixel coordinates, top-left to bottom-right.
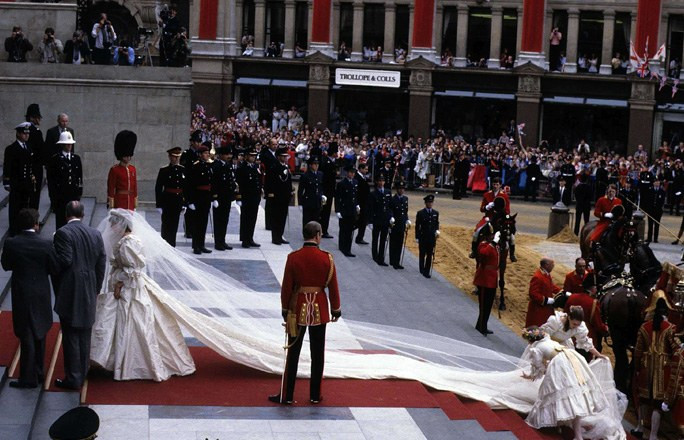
{"left": 44, "top": 113, "right": 75, "bottom": 164}
{"left": 235, "top": 148, "right": 263, "bottom": 248}
{"left": 4, "top": 122, "right": 37, "bottom": 236}
{"left": 389, "top": 181, "right": 409, "bottom": 269}
{"left": 335, "top": 165, "right": 359, "bottom": 257}
{"left": 46, "top": 132, "right": 83, "bottom": 229}
{"left": 524, "top": 156, "right": 542, "bottom": 202}
{"left": 155, "top": 147, "right": 186, "bottom": 247}
{"left": 1, "top": 208, "right": 57, "bottom": 388}
{"left": 319, "top": 147, "right": 337, "bottom": 238}
{"left": 617, "top": 179, "right": 637, "bottom": 219}
{"left": 573, "top": 173, "right": 593, "bottom": 235}
{"left": 265, "top": 148, "right": 293, "bottom": 245}
{"left": 644, "top": 179, "right": 666, "bottom": 243}
{"left": 186, "top": 144, "right": 213, "bottom": 254}
{"left": 25, "top": 104, "right": 44, "bottom": 211}
{"left": 369, "top": 174, "right": 392, "bottom": 266}
{"left": 354, "top": 163, "right": 371, "bottom": 245}
{"left": 552, "top": 177, "right": 572, "bottom": 206}
{"left": 53, "top": 201, "right": 106, "bottom": 389}
{"left": 211, "top": 146, "right": 237, "bottom": 250}
{"left": 259, "top": 140, "right": 279, "bottom": 232}
{"left": 415, "top": 194, "right": 440, "bottom": 278}
{"left": 297, "top": 157, "right": 325, "bottom": 230}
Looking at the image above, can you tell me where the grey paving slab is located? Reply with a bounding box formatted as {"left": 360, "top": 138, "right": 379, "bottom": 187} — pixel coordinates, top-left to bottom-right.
{"left": 0, "top": 386, "right": 41, "bottom": 424}
{"left": 149, "top": 405, "right": 354, "bottom": 420}
{"left": 0, "top": 424, "right": 30, "bottom": 440}
{"left": 198, "top": 258, "right": 281, "bottom": 292}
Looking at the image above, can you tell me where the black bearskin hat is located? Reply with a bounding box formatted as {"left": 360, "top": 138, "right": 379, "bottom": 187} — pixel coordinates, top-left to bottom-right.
{"left": 114, "top": 130, "right": 137, "bottom": 160}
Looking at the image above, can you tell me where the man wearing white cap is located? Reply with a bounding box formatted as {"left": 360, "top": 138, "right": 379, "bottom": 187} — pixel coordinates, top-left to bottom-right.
{"left": 4, "top": 123, "right": 37, "bottom": 235}
{"left": 47, "top": 132, "right": 83, "bottom": 228}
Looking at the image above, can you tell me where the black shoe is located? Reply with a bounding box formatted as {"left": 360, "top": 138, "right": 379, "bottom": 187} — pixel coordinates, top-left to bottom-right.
{"left": 214, "top": 244, "right": 227, "bottom": 251}
{"left": 54, "top": 379, "right": 79, "bottom": 390}
{"left": 280, "top": 239, "right": 290, "bottom": 244}
{"left": 184, "top": 234, "right": 192, "bottom": 238}
{"left": 193, "top": 249, "right": 202, "bottom": 255}
{"left": 355, "top": 240, "right": 369, "bottom": 245}
{"left": 241, "top": 242, "right": 251, "bottom": 248}
{"left": 423, "top": 272, "right": 431, "bottom": 278}
{"left": 250, "top": 242, "right": 261, "bottom": 248}
{"left": 201, "top": 248, "right": 212, "bottom": 253}
{"left": 483, "top": 329, "right": 493, "bottom": 334}
{"left": 673, "top": 239, "right": 680, "bottom": 245}
{"left": 377, "top": 261, "right": 389, "bottom": 267}
{"left": 9, "top": 381, "right": 37, "bottom": 389}
{"left": 654, "top": 240, "right": 659, "bottom": 243}
{"left": 310, "top": 396, "right": 323, "bottom": 404}
{"left": 268, "top": 394, "right": 294, "bottom": 405}
{"left": 272, "top": 240, "right": 282, "bottom": 245}
{"left": 322, "top": 234, "right": 334, "bottom": 239}
{"left": 343, "top": 252, "right": 356, "bottom": 257}
{"left": 629, "top": 429, "right": 644, "bottom": 439}
{"left": 468, "top": 252, "right": 475, "bottom": 259}
{"left": 510, "top": 255, "right": 517, "bottom": 262}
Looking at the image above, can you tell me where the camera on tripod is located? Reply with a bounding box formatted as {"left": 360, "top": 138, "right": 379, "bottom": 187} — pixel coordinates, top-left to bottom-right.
{"left": 138, "top": 27, "right": 154, "bottom": 36}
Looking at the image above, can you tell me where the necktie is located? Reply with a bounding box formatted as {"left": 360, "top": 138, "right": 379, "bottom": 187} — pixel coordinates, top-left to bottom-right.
{"left": 102, "top": 26, "right": 108, "bottom": 47}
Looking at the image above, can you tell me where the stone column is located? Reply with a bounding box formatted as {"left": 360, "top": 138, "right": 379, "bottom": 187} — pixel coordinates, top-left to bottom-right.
{"left": 307, "top": 0, "right": 313, "bottom": 47}
{"left": 409, "top": 0, "right": 436, "bottom": 61}
{"left": 332, "top": 1, "right": 340, "bottom": 50}
{"left": 542, "top": 8, "right": 552, "bottom": 68}
{"left": 628, "top": 80, "right": 656, "bottom": 155}
{"left": 433, "top": 3, "right": 443, "bottom": 60}
{"left": 282, "top": 0, "right": 296, "bottom": 57}
{"left": 254, "top": 0, "right": 266, "bottom": 56}
{"left": 408, "top": 68, "right": 433, "bottom": 138}
{"left": 564, "top": 9, "right": 580, "bottom": 73}
{"left": 488, "top": 7, "right": 503, "bottom": 69}
{"left": 383, "top": 4, "right": 396, "bottom": 62}
{"left": 408, "top": 4, "right": 414, "bottom": 54}
{"left": 351, "top": 1, "right": 364, "bottom": 60}
{"left": 599, "top": 11, "right": 615, "bottom": 75}
{"left": 516, "top": 72, "right": 542, "bottom": 147}
{"left": 516, "top": 7, "right": 523, "bottom": 59}
{"left": 310, "top": 0, "right": 334, "bottom": 56}
{"left": 453, "top": 5, "right": 468, "bottom": 67}
{"left": 308, "top": 60, "right": 333, "bottom": 127}
{"left": 517, "top": 0, "right": 546, "bottom": 67}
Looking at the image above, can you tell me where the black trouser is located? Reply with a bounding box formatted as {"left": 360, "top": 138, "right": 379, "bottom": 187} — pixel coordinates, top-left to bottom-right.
{"left": 418, "top": 241, "right": 435, "bottom": 274}
{"left": 611, "top": 328, "right": 630, "bottom": 393}
{"left": 271, "top": 199, "right": 289, "bottom": 243}
{"left": 161, "top": 199, "right": 183, "bottom": 247}
{"left": 319, "top": 191, "right": 334, "bottom": 234}
{"left": 192, "top": 193, "right": 211, "bottom": 250}
{"left": 476, "top": 286, "right": 496, "bottom": 333}
{"left": 647, "top": 211, "right": 663, "bottom": 242}
{"left": 355, "top": 210, "right": 368, "bottom": 242}
{"left": 338, "top": 217, "right": 355, "bottom": 254}
{"left": 302, "top": 206, "right": 320, "bottom": 230}
{"left": 574, "top": 204, "right": 591, "bottom": 235}
{"left": 184, "top": 207, "right": 195, "bottom": 238}
{"left": 18, "top": 328, "right": 45, "bottom": 386}
{"left": 60, "top": 323, "right": 91, "bottom": 387}
{"left": 371, "top": 224, "right": 388, "bottom": 263}
{"left": 212, "top": 200, "right": 231, "bottom": 247}
{"left": 8, "top": 189, "right": 31, "bottom": 236}
{"left": 29, "top": 171, "right": 42, "bottom": 210}
{"left": 673, "top": 193, "right": 683, "bottom": 216}
{"left": 453, "top": 177, "right": 464, "bottom": 199}
{"left": 524, "top": 180, "right": 538, "bottom": 202}
{"left": 282, "top": 324, "right": 326, "bottom": 401}
{"left": 549, "top": 44, "right": 561, "bottom": 71}
{"left": 389, "top": 227, "right": 405, "bottom": 266}
{"left": 240, "top": 199, "right": 259, "bottom": 244}
{"left": 265, "top": 197, "right": 273, "bottom": 230}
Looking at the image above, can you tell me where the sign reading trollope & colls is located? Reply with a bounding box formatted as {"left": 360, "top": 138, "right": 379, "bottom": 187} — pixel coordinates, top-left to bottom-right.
{"left": 334, "top": 68, "right": 401, "bottom": 88}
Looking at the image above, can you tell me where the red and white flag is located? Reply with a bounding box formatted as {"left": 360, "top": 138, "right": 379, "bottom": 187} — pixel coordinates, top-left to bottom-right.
{"left": 653, "top": 44, "right": 667, "bottom": 61}
{"left": 673, "top": 79, "right": 680, "bottom": 99}
{"left": 630, "top": 40, "right": 644, "bottom": 69}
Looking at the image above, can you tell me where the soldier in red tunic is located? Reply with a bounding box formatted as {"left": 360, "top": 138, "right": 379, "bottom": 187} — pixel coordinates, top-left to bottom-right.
{"left": 589, "top": 184, "right": 622, "bottom": 243}
{"left": 106, "top": 130, "right": 137, "bottom": 210}
{"left": 525, "top": 257, "right": 563, "bottom": 328}
{"left": 269, "top": 221, "right": 341, "bottom": 404}
{"left": 564, "top": 276, "right": 608, "bottom": 355}
{"left": 473, "top": 224, "right": 499, "bottom": 336}
{"left": 562, "top": 257, "right": 590, "bottom": 293}
{"left": 478, "top": 178, "right": 516, "bottom": 261}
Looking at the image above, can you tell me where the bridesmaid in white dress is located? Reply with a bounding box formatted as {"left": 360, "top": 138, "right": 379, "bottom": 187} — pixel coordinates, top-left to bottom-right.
{"left": 540, "top": 306, "right": 606, "bottom": 360}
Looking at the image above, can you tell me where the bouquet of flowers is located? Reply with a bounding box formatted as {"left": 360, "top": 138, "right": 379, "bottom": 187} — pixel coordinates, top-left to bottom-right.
{"left": 521, "top": 326, "right": 546, "bottom": 343}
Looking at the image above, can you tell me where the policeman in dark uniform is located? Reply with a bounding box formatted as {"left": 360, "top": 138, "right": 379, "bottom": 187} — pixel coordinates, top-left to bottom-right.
{"left": 25, "top": 104, "right": 44, "bottom": 211}
{"left": 644, "top": 178, "right": 666, "bottom": 243}
{"left": 319, "top": 147, "right": 337, "bottom": 238}
{"left": 671, "top": 160, "right": 684, "bottom": 215}
{"left": 211, "top": 145, "right": 237, "bottom": 250}
{"left": 573, "top": 173, "right": 593, "bottom": 235}
{"left": 453, "top": 152, "right": 469, "bottom": 200}
{"left": 617, "top": 179, "right": 637, "bottom": 219}
{"left": 415, "top": 194, "right": 439, "bottom": 278}
{"left": 369, "top": 174, "right": 392, "bottom": 266}
{"left": 354, "top": 163, "right": 371, "bottom": 245}
{"left": 335, "top": 165, "right": 359, "bottom": 257}
{"left": 180, "top": 130, "right": 203, "bottom": 238}
{"left": 46, "top": 131, "right": 83, "bottom": 229}
{"left": 236, "top": 148, "right": 262, "bottom": 248}
{"left": 379, "top": 158, "right": 395, "bottom": 190}
{"left": 266, "top": 147, "right": 294, "bottom": 245}
{"left": 297, "top": 156, "right": 325, "bottom": 229}
{"left": 559, "top": 156, "right": 576, "bottom": 185}
{"left": 186, "top": 144, "right": 213, "bottom": 254}
{"left": 524, "top": 156, "right": 542, "bottom": 202}
{"left": 389, "top": 181, "right": 409, "bottom": 269}
{"left": 260, "top": 140, "right": 279, "bottom": 231}
{"left": 154, "top": 147, "right": 186, "bottom": 247}
{"left": 4, "top": 123, "right": 36, "bottom": 236}
{"left": 638, "top": 166, "right": 654, "bottom": 209}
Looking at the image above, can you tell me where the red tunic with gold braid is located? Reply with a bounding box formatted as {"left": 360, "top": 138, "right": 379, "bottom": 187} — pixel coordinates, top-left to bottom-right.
{"left": 107, "top": 163, "right": 138, "bottom": 210}
{"left": 480, "top": 190, "right": 510, "bottom": 214}
{"left": 473, "top": 242, "right": 498, "bottom": 289}
{"left": 589, "top": 196, "right": 622, "bottom": 242}
{"left": 634, "top": 320, "right": 679, "bottom": 401}
{"left": 525, "top": 268, "right": 561, "bottom": 328}
{"left": 280, "top": 242, "right": 341, "bottom": 326}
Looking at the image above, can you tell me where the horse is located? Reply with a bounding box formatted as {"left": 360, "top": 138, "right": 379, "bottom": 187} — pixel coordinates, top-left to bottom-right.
{"left": 491, "top": 212, "right": 517, "bottom": 312}
{"left": 580, "top": 211, "right": 640, "bottom": 280}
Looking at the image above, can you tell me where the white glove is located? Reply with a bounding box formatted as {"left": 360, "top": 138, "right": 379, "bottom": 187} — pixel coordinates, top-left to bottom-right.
{"left": 486, "top": 202, "right": 494, "bottom": 210}
{"left": 415, "top": 238, "right": 419, "bottom": 243}
{"left": 236, "top": 201, "right": 242, "bottom": 207}
{"left": 3, "top": 185, "right": 9, "bottom": 192}
{"left": 531, "top": 177, "right": 536, "bottom": 182}
{"left": 565, "top": 291, "right": 572, "bottom": 297}
{"left": 157, "top": 208, "right": 163, "bottom": 214}
{"left": 181, "top": 206, "right": 187, "bottom": 214}
{"left": 435, "top": 230, "right": 440, "bottom": 237}
{"left": 662, "top": 402, "right": 670, "bottom": 412}
{"left": 604, "top": 212, "right": 613, "bottom": 219}
{"left": 321, "top": 195, "right": 327, "bottom": 205}
{"left": 188, "top": 204, "right": 196, "bottom": 211}
{"left": 336, "top": 212, "right": 342, "bottom": 219}
{"left": 405, "top": 220, "right": 411, "bottom": 229}
{"left": 484, "top": 217, "right": 490, "bottom": 222}
{"left": 356, "top": 205, "right": 361, "bottom": 213}
{"left": 390, "top": 217, "right": 396, "bottom": 225}
{"left": 369, "top": 224, "right": 373, "bottom": 230}
{"left": 678, "top": 192, "right": 682, "bottom": 196}
{"left": 212, "top": 200, "right": 219, "bottom": 208}
{"left": 547, "top": 297, "right": 555, "bottom": 305}
{"left": 493, "top": 231, "right": 501, "bottom": 244}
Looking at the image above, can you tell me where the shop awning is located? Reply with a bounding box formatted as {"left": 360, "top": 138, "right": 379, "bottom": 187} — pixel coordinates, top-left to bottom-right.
{"left": 236, "top": 78, "right": 308, "bottom": 88}
{"left": 236, "top": 77, "right": 271, "bottom": 86}
{"left": 271, "top": 79, "right": 308, "bottom": 88}
{"left": 543, "top": 96, "right": 627, "bottom": 107}
{"left": 434, "top": 90, "right": 515, "bottom": 100}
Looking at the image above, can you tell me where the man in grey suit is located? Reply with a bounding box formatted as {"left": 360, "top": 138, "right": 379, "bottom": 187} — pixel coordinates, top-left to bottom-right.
{"left": 53, "top": 201, "right": 106, "bottom": 389}
{"left": 1, "top": 208, "right": 57, "bottom": 388}
{"left": 44, "top": 113, "right": 75, "bottom": 164}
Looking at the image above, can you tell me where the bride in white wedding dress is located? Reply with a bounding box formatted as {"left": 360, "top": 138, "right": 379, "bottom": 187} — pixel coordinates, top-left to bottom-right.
{"left": 90, "top": 209, "right": 626, "bottom": 438}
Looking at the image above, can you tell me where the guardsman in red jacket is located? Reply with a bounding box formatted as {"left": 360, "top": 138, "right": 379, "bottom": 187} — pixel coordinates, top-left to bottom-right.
{"left": 589, "top": 184, "right": 622, "bottom": 242}
{"left": 480, "top": 178, "right": 510, "bottom": 215}
{"left": 525, "top": 257, "right": 563, "bottom": 327}
{"left": 562, "top": 257, "right": 591, "bottom": 293}
{"left": 269, "top": 221, "right": 341, "bottom": 405}
{"left": 106, "top": 130, "right": 137, "bottom": 210}
{"left": 565, "top": 276, "right": 608, "bottom": 354}
{"left": 473, "top": 224, "right": 499, "bottom": 336}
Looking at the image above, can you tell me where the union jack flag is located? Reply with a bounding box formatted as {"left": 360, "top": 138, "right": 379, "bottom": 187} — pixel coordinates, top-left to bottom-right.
{"left": 636, "top": 62, "right": 649, "bottom": 78}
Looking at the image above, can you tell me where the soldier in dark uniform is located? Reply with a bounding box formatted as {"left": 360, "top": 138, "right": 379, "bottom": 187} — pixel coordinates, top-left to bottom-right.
{"left": 415, "top": 194, "right": 440, "bottom": 278}
{"left": 4, "top": 123, "right": 37, "bottom": 236}
{"left": 211, "top": 146, "right": 237, "bottom": 250}
{"left": 46, "top": 132, "right": 83, "bottom": 229}
{"left": 260, "top": 140, "right": 279, "bottom": 231}
{"left": 595, "top": 161, "right": 609, "bottom": 202}
{"left": 297, "top": 156, "right": 325, "bottom": 230}
{"left": 186, "top": 144, "right": 213, "bottom": 254}
{"left": 573, "top": 173, "right": 593, "bottom": 235}
{"left": 266, "top": 148, "right": 294, "bottom": 245}
{"left": 236, "top": 148, "right": 262, "bottom": 248}
{"left": 644, "top": 179, "right": 666, "bottom": 243}
{"left": 25, "top": 104, "right": 44, "bottom": 211}
{"left": 354, "top": 163, "right": 371, "bottom": 245}
{"left": 335, "top": 165, "right": 359, "bottom": 257}
{"left": 617, "top": 179, "right": 637, "bottom": 219}
{"left": 180, "top": 130, "right": 203, "bottom": 238}
{"left": 369, "top": 174, "right": 392, "bottom": 266}
{"left": 453, "top": 152, "right": 470, "bottom": 200}
{"left": 671, "top": 160, "right": 684, "bottom": 216}
{"left": 664, "top": 161, "right": 676, "bottom": 214}
{"left": 389, "top": 181, "right": 409, "bottom": 269}
{"left": 559, "top": 155, "right": 576, "bottom": 185}
{"left": 638, "top": 166, "right": 654, "bottom": 209}
{"left": 524, "top": 156, "right": 542, "bottom": 202}
{"left": 154, "top": 147, "right": 186, "bottom": 247}
{"left": 379, "top": 159, "right": 395, "bottom": 190}
{"left": 319, "top": 147, "right": 337, "bottom": 238}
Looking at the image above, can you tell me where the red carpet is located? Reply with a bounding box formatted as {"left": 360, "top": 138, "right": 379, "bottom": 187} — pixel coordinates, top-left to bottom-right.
{"left": 84, "top": 346, "right": 439, "bottom": 408}
{"left": 496, "top": 410, "right": 545, "bottom": 440}
{"left": 462, "top": 398, "right": 508, "bottom": 431}
{"left": 429, "top": 390, "right": 472, "bottom": 420}
{"left": 0, "top": 311, "right": 18, "bottom": 366}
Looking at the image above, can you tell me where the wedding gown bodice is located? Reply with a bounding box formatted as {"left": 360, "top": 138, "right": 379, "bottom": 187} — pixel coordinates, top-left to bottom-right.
{"left": 540, "top": 311, "right": 593, "bottom": 351}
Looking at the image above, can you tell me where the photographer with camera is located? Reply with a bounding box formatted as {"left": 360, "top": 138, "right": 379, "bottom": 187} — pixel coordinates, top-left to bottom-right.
{"left": 549, "top": 27, "right": 563, "bottom": 72}
{"left": 91, "top": 13, "right": 116, "bottom": 65}
{"left": 170, "top": 27, "right": 190, "bottom": 67}
{"left": 159, "top": 4, "right": 180, "bottom": 66}
{"left": 112, "top": 40, "right": 135, "bottom": 66}
{"left": 38, "top": 28, "right": 63, "bottom": 64}
{"left": 5, "top": 26, "right": 34, "bottom": 62}
{"left": 64, "top": 31, "right": 91, "bottom": 64}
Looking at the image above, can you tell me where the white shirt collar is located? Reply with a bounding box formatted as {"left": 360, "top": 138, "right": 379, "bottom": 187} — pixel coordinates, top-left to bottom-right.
{"left": 67, "top": 218, "right": 81, "bottom": 223}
